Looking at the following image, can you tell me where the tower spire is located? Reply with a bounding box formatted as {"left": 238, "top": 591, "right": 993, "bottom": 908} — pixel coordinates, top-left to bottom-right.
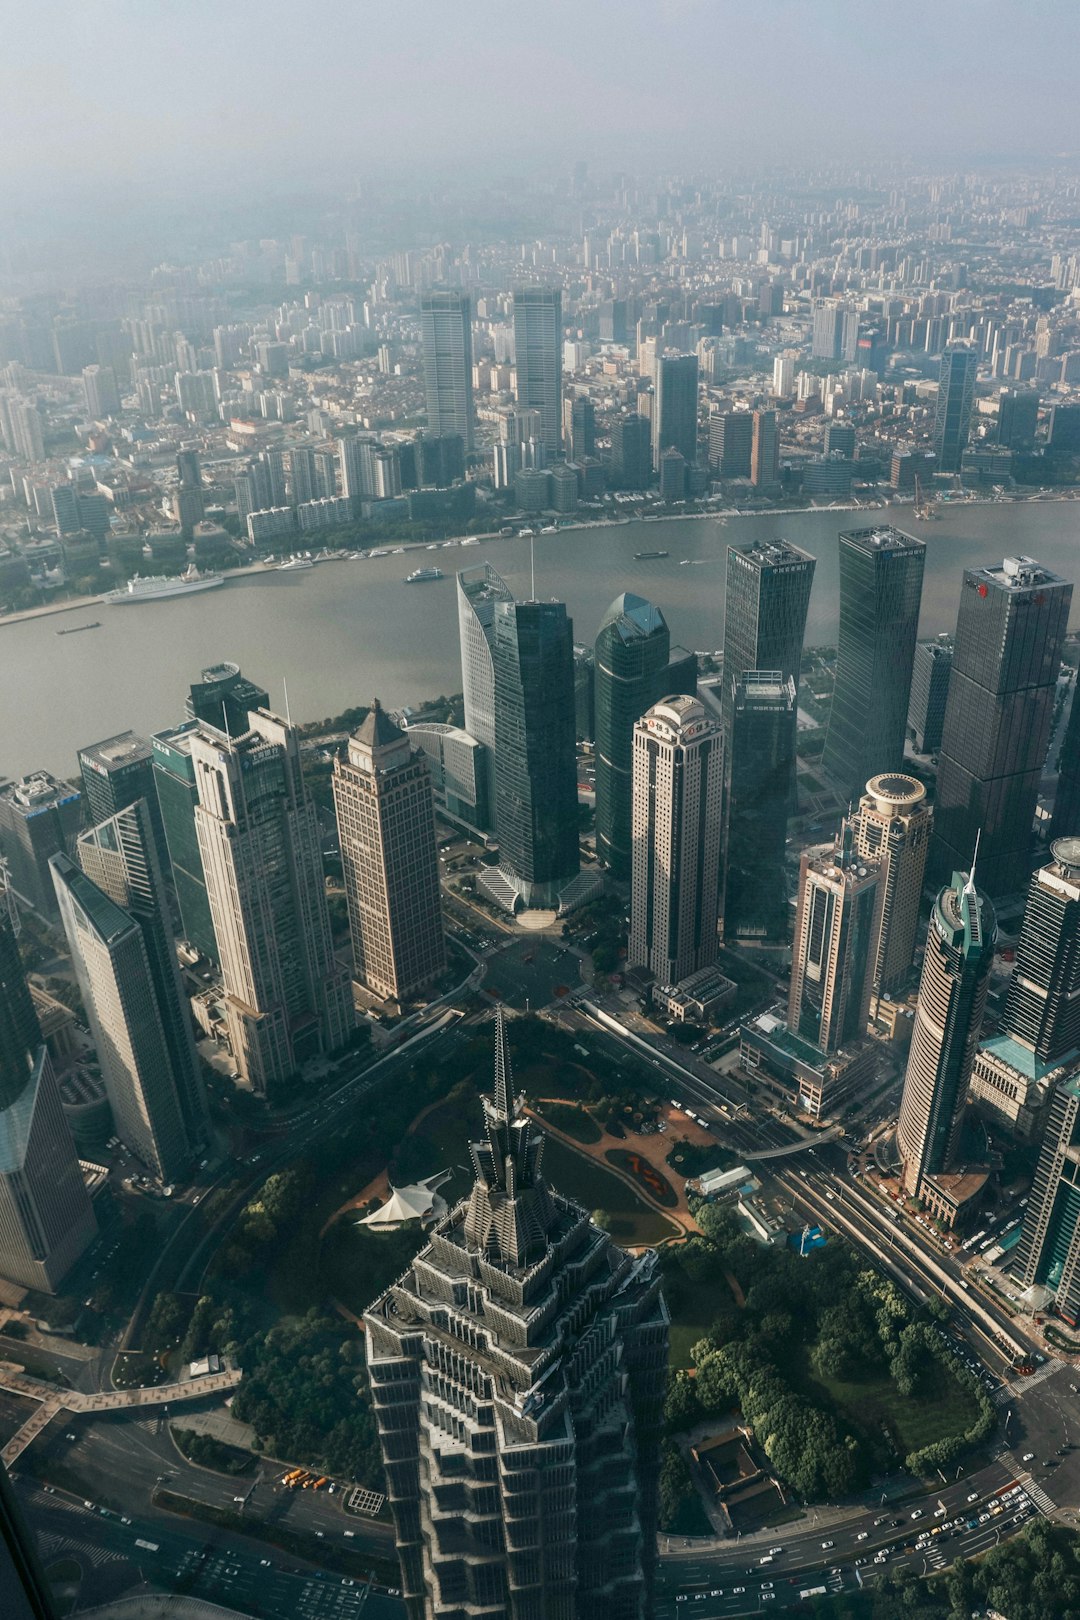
{"left": 964, "top": 827, "right": 981, "bottom": 897}
{"left": 493, "top": 1005, "right": 511, "bottom": 1119}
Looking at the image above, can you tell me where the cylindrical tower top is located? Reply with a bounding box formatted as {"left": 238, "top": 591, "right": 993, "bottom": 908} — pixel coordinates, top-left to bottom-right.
{"left": 865, "top": 772, "right": 926, "bottom": 814}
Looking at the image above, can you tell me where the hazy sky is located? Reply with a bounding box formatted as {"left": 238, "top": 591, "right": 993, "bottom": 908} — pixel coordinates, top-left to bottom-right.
{"left": 1, "top": 0, "right": 1078, "bottom": 201}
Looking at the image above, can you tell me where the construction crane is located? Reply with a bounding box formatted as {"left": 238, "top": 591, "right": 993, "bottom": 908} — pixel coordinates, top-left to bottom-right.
{"left": 913, "top": 470, "right": 935, "bottom": 520}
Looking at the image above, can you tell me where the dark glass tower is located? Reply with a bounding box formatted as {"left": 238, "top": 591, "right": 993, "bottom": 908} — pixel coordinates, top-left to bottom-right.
{"left": 364, "top": 1012, "right": 668, "bottom": 1620}
{"left": 151, "top": 723, "right": 218, "bottom": 963}
{"left": 933, "top": 344, "right": 977, "bottom": 472}
{"left": 1014, "top": 1070, "right": 1080, "bottom": 1323}
{"left": 186, "top": 660, "right": 270, "bottom": 736}
{"left": 493, "top": 600, "right": 579, "bottom": 907}
{"left": 907, "top": 638, "right": 953, "bottom": 755}
{"left": 652, "top": 353, "right": 699, "bottom": 469}
{"left": 896, "top": 864, "right": 995, "bottom": 1199}
{"left": 0, "top": 1458, "right": 55, "bottom": 1620}
{"left": 0, "top": 915, "right": 40, "bottom": 1110}
{"left": 77, "top": 731, "right": 170, "bottom": 872}
{"left": 1053, "top": 681, "right": 1080, "bottom": 844}
{"left": 821, "top": 526, "right": 926, "bottom": 800}
{"left": 609, "top": 415, "right": 651, "bottom": 488}
{"left": 594, "top": 594, "right": 695, "bottom": 878}
{"left": 930, "top": 556, "right": 1072, "bottom": 898}
{"left": 723, "top": 671, "right": 797, "bottom": 943}
{"left": 721, "top": 539, "right": 815, "bottom": 752}
{"left": 1003, "top": 838, "right": 1080, "bottom": 1064}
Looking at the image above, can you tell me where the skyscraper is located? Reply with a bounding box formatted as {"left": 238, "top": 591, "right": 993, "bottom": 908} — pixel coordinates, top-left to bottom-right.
{"left": 821, "top": 527, "right": 926, "bottom": 800}
{"left": 364, "top": 1012, "right": 667, "bottom": 1620}
{"left": 52, "top": 836, "right": 196, "bottom": 1184}
{"left": 492, "top": 599, "right": 579, "bottom": 909}
{"left": 69, "top": 797, "right": 208, "bottom": 1155}
{"left": 1013, "top": 1071, "right": 1080, "bottom": 1322}
{"left": 708, "top": 409, "right": 753, "bottom": 478}
{"left": 723, "top": 671, "right": 796, "bottom": 943}
{"left": 0, "top": 917, "right": 96, "bottom": 1292}
{"left": 971, "top": 838, "right": 1080, "bottom": 1140}
{"left": 190, "top": 710, "right": 353, "bottom": 1094}
{"left": 907, "top": 638, "right": 953, "bottom": 756}
{"left": 151, "top": 723, "right": 218, "bottom": 963}
{"left": 629, "top": 694, "right": 724, "bottom": 986}
{"left": 652, "top": 353, "right": 699, "bottom": 470}
{"left": 185, "top": 661, "right": 270, "bottom": 737}
{"left": 750, "top": 408, "right": 780, "bottom": 488}
{"left": 851, "top": 774, "right": 932, "bottom": 1000}
{"left": 930, "top": 556, "right": 1072, "bottom": 897}
{"left": 0, "top": 772, "right": 82, "bottom": 920}
{"left": 420, "top": 291, "right": 474, "bottom": 449}
{"left": 456, "top": 562, "right": 513, "bottom": 824}
{"left": 82, "top": 363, "right": 120, "bottom": 418}
{"left": 594, "top": 594, "right": 696, "bottom": 879}
{"left": 788, "top": 825, "right": 881, "bottom": 1056}
{"left": 609, "top": 414, "right": 652, "bottom": 488}
{"left": 77, "top": 731, "right": 170, "bottom": 873}
{"left": 896, "top": 862, "right": 995, "bottom": 1208}
{"left": 512, "top": 287, "right": 562, "bottom": 458}
{"left": 333, "top": 702, "right": 445, "bottom": 1004}
{"left": 721, "top": 539, "right": 816, "bottom": 743}
{"left": 1053, "top": 679, "right": 1080, "bottom": 844}
{"left": 0, "top": 1454, "right": 56, "bottom": 1620}
{"left": 933, "top": 344, "right": 977, "bottom": 472}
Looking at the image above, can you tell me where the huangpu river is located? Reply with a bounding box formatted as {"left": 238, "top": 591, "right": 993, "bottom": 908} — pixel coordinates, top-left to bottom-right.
{"left": 3, "top": 499, "right": 1080, "bottom": 777}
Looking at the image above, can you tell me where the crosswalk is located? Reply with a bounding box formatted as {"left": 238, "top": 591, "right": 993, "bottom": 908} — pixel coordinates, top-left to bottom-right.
{"left": 38, "top": 1529, "right": 126, "bottom": 1570}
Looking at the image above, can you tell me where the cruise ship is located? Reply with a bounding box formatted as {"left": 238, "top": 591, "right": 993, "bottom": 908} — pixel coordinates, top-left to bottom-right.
{"left": 103, "top": 567, "right": 225, "bottom": 605}
{"left": 403, "top": 566, "right": 445, "bottom": 584}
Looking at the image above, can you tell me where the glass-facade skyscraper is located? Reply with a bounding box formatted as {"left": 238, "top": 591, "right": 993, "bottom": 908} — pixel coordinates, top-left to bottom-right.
{"left": 77, "top": 731, "right": 170, "bottom": 873}
{"left": 652, "top": 353, "right": 699, "bottom": 469}
{"left": 930, "top": 556, "right": 1072, "bottom": 898}
{"left": 364, "top": 1012, "right": 668, "bottom": 1619}
{"left": 512, "top": 287, "right": 562, "bottom": 458}
{"left": 151, "top": 722, "right": 218, "bottom": 963}
{"left": 821, "top": 526, "right": 926, "bottom": 801}
{"left": 420, "top": 290, "right": 474, "bottom": 450}
{"left": 1013, "top": 1071, "right": 1080, "bottom": 1324}
{"left": 788, "top": 823, "right": 880, "bottom": 1056}
{"left": 933, "top": 344, "right": 978, "bottom": 472}
{"left": 492, "top": 600, "right": 579, "bottom": 908}
{"left": 1053, "top": 680, "right": 1080, "bottom": 844}
{"left": 896, "top": 866, "right": 995, "bottom": 1204}
{"left": 721, "top": 540, "right": 816, "bottom": 739}
{"left": 593, "top": 594, "right": 695, "bottom": 879}
{"left": 723, "top": 671, "right": 796, "bottom": 943}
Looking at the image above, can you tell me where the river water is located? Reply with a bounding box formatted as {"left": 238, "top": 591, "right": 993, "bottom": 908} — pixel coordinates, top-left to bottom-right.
{"left": 4, "top": 501, "right": 1080, "bottom": 776}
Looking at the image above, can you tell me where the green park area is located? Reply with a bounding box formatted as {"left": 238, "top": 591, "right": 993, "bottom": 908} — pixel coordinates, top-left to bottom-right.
{"left": 658, "top": 1204, "right": 994, "bottom": 1534}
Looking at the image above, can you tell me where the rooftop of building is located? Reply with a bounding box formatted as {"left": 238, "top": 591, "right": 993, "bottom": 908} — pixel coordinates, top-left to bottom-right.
{"left": 0, "top": 771, "right": 79, "bottom": 813}
{"left": 599, "top": 591, "right": 666, "bottom": 642}
{"left": 1049, "top": 837, "right": 1080, "bottom": 884}
{"left": 78, "top": 731, "right": 152, "bottom": 771}
{"left": 840, "top": 524, "right": 925, "bottom": 554}
{"left": 970, "top": 554, "right": 1068, "bottom": 592}
{"left": 730, "top": 537, "right": 815, "bottom": 567}
{"left": 51, "top": 854, "right": 134, "bottom": 945}
{"left": 864, "top": 772, "right": 927, "bottom": 811}
{"left": 979, "top": 1032, "right": 1080, "bottom": 1085}
{"left": 733, "top": 670, "right": 795, "bottom": 705}
{"left": 351, "top": 698, "right": 405, "bottom": 751}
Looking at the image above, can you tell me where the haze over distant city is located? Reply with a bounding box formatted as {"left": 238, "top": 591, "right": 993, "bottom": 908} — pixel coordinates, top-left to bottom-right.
{"left": 2, "top": 0, "right": 1080, "bottom": 237}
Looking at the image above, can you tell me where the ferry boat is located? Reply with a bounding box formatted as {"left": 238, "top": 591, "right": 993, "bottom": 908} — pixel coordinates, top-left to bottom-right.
{"left": 103, "top": 567, "right": 224, "bottom": 605}
{"left": 277, "top": 555, "right": 313, "bottom": 571}
{"left": 634, "top": 549, "right": 670, "bottom": 560}
{"left": 404, "top": 567, "right": 445, "bottom": 584}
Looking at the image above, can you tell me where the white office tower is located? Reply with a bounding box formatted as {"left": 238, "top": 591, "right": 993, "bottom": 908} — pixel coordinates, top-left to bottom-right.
{"left": 190, "top": 710, "right": 353, "bottom": 1096}
{"left": 630, "top": 694, "right": 723, "bottom": 985}
{"left": 333, "top": 701, "right": 446, "bottom": 1004}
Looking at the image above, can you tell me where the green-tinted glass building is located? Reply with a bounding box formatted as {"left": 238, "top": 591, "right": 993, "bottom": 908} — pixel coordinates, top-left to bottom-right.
{"left": 77, "top": 730, "right": 170, "bottom": 870}
{"left": 151, "top": 723, "right": 217, "bottom": 962}
{"left": 594, "top": 594, "right": 695, "bottom": 879}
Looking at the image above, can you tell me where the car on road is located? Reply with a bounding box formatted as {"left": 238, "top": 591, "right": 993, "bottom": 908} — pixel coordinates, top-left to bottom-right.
{"left": 1023, "top": 1452, "right": 1035, "bottom": 1462}
{"left": 856, "top": 1531, "right": 868, "bottom": 1541}
{"left": 821, "top": 1540, "right": 834, "bottom": 1549}
{"left": 967, "top": 1492, "right": 979, "bottom": 1503}
{"left": 910, "top": 1509, "right": 924, "bottom": 1520}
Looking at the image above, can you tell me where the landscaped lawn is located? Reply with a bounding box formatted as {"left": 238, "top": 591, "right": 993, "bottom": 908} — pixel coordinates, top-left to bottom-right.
{"left": 811, "top": 1356, "right": 982, "bottom": 1461}
{"left": 533, "top": 1099, "right": 602, "bottom": 1143}
{"left": 539, "top": 1135, "right": 679, "bottom": 1247}
{"left": 665, "top": 1274, "right": 740, "bottom": 1369}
